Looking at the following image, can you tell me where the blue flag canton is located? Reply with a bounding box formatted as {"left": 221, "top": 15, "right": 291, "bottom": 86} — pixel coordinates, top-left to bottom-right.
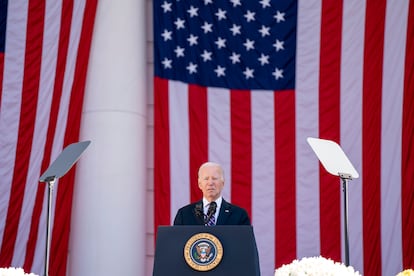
{"left": 154, "top": 0, "right": 297, "bottom": 90}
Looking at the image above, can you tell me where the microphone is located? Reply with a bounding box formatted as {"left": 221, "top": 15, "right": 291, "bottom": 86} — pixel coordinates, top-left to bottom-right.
{"left": 205, "top": 201, "right": 217, "bottom": 224}
{"left": 194, "top": 203, "right": 204, "bottom": 223}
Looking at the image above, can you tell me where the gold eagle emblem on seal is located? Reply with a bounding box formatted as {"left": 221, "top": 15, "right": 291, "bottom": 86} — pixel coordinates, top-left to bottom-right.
{"left": 184, "top": 233, "right": 223, "bottom": 271}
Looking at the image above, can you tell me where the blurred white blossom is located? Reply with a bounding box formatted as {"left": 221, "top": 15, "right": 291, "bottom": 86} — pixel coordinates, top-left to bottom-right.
{"left": 0, "top": 268, "right": 38, "bottom": 276}
{"left": 275, "top": 256, "right": 362, "bottom": 276}
{"left": 396, "top": 269, "right": 414, "bottom": 276}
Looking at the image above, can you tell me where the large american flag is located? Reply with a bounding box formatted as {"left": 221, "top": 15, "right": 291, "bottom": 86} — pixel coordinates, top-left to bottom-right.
{"left": 153, "top": 0, "right": 414, "bottom": 276}
{"left": 0, "top": 0, "right": 97, "bottom": 275}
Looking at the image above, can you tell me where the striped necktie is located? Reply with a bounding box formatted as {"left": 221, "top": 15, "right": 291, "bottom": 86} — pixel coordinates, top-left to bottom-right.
{"left": 206, "top": 202, "right": 217, "bottom": 226}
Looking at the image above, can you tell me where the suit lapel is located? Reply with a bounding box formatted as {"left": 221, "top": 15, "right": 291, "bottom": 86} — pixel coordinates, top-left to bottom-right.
{"left": 217, "top": 200, "right": 232, "bottom": 225}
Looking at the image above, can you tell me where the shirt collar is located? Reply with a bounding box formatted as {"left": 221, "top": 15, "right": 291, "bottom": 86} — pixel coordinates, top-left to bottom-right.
{"left": 202, "top": 197, "right": 222, "bottom": 212}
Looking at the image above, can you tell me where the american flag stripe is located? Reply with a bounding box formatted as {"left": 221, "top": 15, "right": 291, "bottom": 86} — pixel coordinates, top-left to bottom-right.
{"left": 362, "top": 1, "right": 386, "bottom": 275}
{"left": 189, "top": 84, "right": 207, "bottom": 203}
{"left": 208, "top": 87, "right": 231, "bottom": 200}
{"left": 154, "top": 77, "right": 171, "bottom": 227}
{"left": 295, "top": 0, "right": 321, "bottom": 262}
{"left": 319, "top": 0, "right": 342, "bottom": 262}
{"left": 230, "top": 90, "right": 253, "bottom": 217}
{"left": 340, "top": 0, "right": 365, "bottom": 268}
{"left": 402, "top": 1, "right": 414, "bottom": 269}
{"left": 379, "top": 2, "right": 407, "bottom": 276}
{"left": 0, "top": 0, "right": 97, "bottom": 274}
{"left": 169, "top": 81, "right": 190, "bottom": 221}
{"left": 274, "top": 90, "right": 296, "bottom": 267}
{"left": 252, "top": 90, "right": 275, "bottom": 270}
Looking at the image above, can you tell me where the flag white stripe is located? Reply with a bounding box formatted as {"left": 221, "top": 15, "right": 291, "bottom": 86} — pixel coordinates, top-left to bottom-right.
{"left": 208, "top": 87, "right": 232, "bottom": 200}
{"left": 169, "top": 81, "right": 190, "bottom": 224}
{"left": 341, "top": 0, "right": 365, "bottom": 271}
{"left": 0, "top": 0, "right": 28, "bottom": 247}
{"left": 295, "top": 0, "right": 321, "bottom": 258}
{"left": 251, "top": 91, "right": 275, "bottom": 276}
{"left": 380, "top": 0, "right": 408, "bottom": 274}
{"left": 32, "top": 189, "right": 49, "bottom": 272}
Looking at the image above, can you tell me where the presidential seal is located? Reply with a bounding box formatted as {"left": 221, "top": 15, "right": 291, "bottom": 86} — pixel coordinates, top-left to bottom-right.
{"left": 184, "top": 233, "right": 223, "bottom": 271}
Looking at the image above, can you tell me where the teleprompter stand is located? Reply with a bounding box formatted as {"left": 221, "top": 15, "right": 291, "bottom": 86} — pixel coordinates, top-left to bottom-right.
{"left": 38, "top": 141, "right": 91, "bottom": 276}
{"left": 307, "top": 137, "right": 359, "bottom": 266}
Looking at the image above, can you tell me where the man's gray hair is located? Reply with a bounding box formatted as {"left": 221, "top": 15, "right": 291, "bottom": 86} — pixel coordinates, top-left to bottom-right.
{"left": 198, "top": 162, "right": 225, "bottom": 181}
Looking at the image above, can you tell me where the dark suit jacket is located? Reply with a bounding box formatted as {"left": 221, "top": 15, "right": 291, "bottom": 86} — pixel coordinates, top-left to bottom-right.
{"left": 173, "top": 199, "right": 251, "bottom": 225}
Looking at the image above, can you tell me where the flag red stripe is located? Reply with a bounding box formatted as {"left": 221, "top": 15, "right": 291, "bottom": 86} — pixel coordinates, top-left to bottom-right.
{"left": 230, "top": 90, "right": 252, "bottom": 217}
{"left": 154, "top": 77, "right": 171, "bottom": 229}
{"left": 23, "top": 175, "right": 45, "bottom": 271}
{"left": 188, "top": 84, "right": 208, "bottom": 202}
{"left": 362, "top": 0, "right": 386, "bottom": 274}
{"left": 50, "top": 0, "right": 97, "bottom": 274}
{"left": 402, "top": 0, "right": 414, "bottom": 269}
{"left": 274, "top": 90, "right": 296, "bottom": 267}
{"left": 318, "top": 0, "right": 342, "bottom": 261}
{"left": 0, "top": 0, "right": 45, "bottom": 266}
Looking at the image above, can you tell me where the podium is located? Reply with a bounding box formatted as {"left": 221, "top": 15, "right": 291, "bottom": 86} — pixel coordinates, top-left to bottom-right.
{"left": 153, "top": 226, "right": 261, "bottom": 276}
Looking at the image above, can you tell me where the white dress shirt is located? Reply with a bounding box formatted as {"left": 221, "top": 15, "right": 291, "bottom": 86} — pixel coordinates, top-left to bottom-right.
{"left": 202, "top": 196, "right": 222, "bottom": 222}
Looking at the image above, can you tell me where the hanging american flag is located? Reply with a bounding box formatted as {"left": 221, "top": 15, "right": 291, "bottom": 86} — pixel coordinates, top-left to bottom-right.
{"left": 0, "top": 0, "right": 97, "bottom": 275}
{"left": 153, "top": 0, "right": 414, "bottom": 276}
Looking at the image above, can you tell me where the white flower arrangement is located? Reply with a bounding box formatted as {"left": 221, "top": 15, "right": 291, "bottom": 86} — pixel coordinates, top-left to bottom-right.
{"left": 275, "top": 256, "right": 362, "bottom": 276}
{"left": 396, "top": 269, "right": 414, "bottom": 276}
{"left": 0, "top": 268, "right": 38, "bottom": 276}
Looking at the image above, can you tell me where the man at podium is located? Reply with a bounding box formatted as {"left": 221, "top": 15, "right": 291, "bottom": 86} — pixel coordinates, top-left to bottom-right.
{"left": 154, "top": 162, "right": 260, "bottom": 275}
{"left": 173, "top": 162, "right": 251, "bottom": 226}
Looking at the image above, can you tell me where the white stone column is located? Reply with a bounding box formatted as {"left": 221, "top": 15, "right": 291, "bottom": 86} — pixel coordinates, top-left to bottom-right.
{"left": 68, "top": 0, "right": 147, "bottom": 275}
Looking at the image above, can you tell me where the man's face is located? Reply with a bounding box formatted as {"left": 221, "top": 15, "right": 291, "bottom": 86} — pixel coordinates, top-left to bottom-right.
{"left": 198, "top": 165, "right": 224, "bottom": 202}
